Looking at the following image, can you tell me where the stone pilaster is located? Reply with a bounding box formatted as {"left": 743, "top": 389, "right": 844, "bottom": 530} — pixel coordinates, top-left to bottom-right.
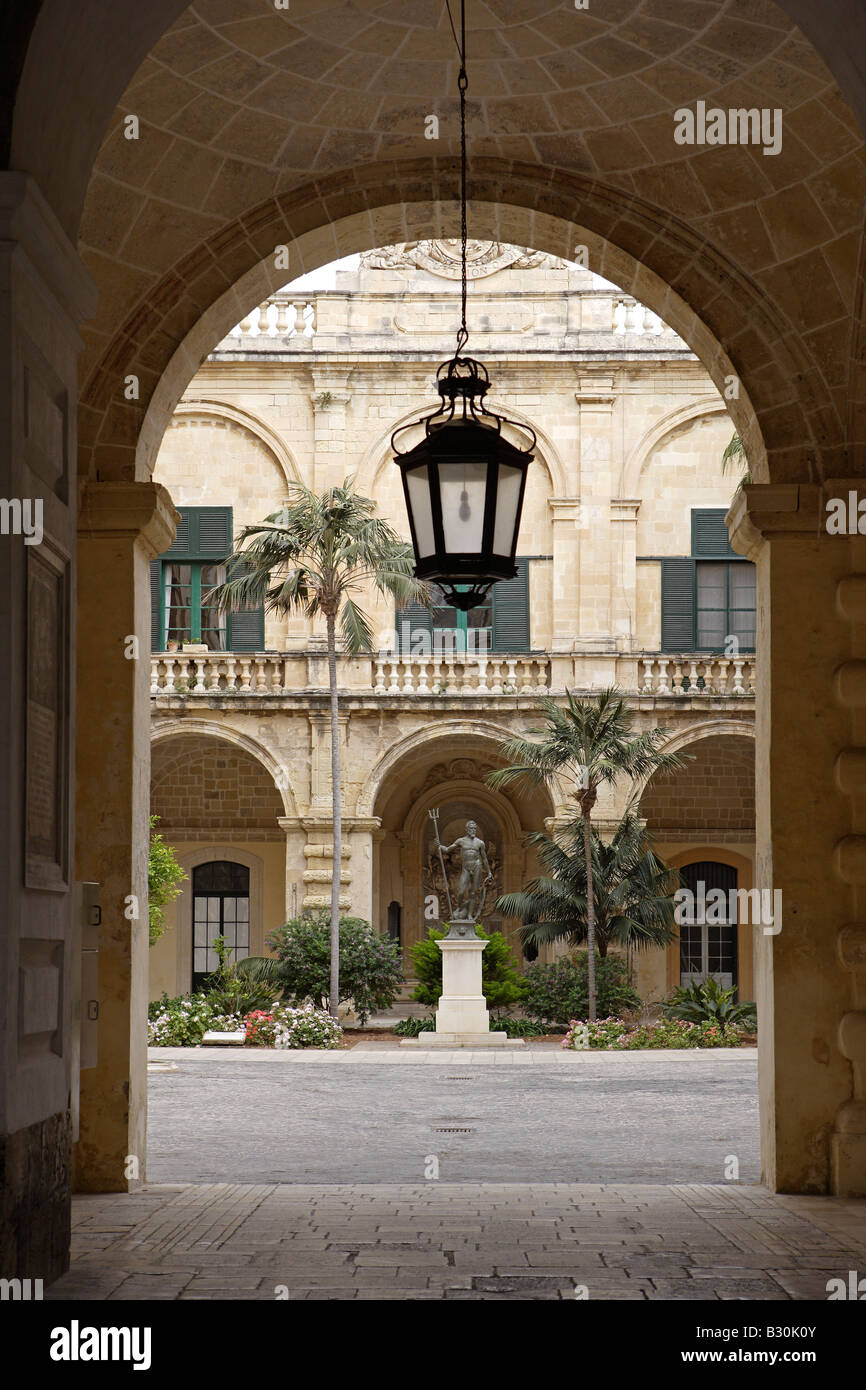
{"left": 729, "top": 481, "right": 865, "bottom": 1194}
{"left": 575, "top": 380, "right": 616, "bottom": 647}
{"left": 549, "top": 498, "right": 582, "bottom": 652}
{"left": 75, "top": 481, "right": 177, "bottom": 1192}
{"left": 310, "top": 374, "right": 352, "bottom": 493}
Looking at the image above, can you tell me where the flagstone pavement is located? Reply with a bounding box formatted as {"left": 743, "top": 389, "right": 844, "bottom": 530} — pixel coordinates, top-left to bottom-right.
{"left": 44, "top": 1046, "right": 866, "bottom": 1301}
{"left": 47, "top": 1182, "right": 866, "bottom": 1301}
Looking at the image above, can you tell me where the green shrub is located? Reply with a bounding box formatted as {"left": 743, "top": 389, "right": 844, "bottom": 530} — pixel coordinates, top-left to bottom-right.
{"left": 266, "top": 911, "right": 403, "bottom": 1024}
{"left": 391, "top": 1014, "right": 547, "bottom": 1039}
{"left": 148, "top": 815, "right": 187, "bottom": 947}
{"left": 147, "top": 993, "right": 217, "bottom": 1046}
{"left": 661, "top": 977, "right": 757, "bottom": 1029}
{"left": 561, "top": 1016, "right": 744, "bottom": 1050}
{"left": 408, "top": 926, "right": 528, "bottom": 1012}
{"left": 392, "top": 1016, "right": 436, "bottom": 1037}
{"left": 197, "top": 937, "right": 283, "bottom": 1016}
{"left": 523, "top": 952, "right": 641, "bottom": 1026}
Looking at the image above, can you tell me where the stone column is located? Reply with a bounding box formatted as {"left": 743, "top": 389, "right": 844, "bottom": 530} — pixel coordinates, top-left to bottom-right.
{"left": 75, "top": 482, "right": 177, "bottom": 1192}
{"left": 730, "top": 482, "right": 866, "bottom": 1194}
{"left": 345, "top": 818, "right": 381, "bottom": 922}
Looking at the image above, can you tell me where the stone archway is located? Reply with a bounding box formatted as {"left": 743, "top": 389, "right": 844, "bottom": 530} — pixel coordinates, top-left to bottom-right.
{"left": 9, "top": 0, "right": 866, "bottom": 1289}
{"left": 371, "top": 732, "right": 554, "bottom": 962}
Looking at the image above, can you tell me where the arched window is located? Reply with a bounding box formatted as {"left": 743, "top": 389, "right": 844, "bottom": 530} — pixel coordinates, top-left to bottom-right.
{"left": 192, "top": 860, "right": 250, "bottom": 990}
{"left": 678, "top": 861, "right": 738, "bottom": 990}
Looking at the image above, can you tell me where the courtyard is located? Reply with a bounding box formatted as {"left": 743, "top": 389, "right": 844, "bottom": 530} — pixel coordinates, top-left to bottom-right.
{"left": 52, "top": 1044, "right": 849, "bottom": 1304}
{"left": 144, "top": 1046, "right": 759, "bottom": 1186}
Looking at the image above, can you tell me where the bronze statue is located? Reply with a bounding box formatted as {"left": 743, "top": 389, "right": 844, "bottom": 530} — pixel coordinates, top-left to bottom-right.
{"left": 427, "top": 810, "right": 493, "bottom": 939}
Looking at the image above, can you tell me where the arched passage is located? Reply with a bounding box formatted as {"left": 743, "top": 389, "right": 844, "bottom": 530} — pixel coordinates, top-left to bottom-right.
{"left": 369, "top": 723, "right": 553, "bottom": 960}
{"left": 7, "top": 0, "right": 866, "bottom": 1287}
{"left": 149, "top": 726, "right": 291, "bottom": 997}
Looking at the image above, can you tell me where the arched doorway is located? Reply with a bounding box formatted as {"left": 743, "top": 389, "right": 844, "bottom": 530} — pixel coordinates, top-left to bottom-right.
{"left": 677, "top": 861, "right": 739, "bottom": 993}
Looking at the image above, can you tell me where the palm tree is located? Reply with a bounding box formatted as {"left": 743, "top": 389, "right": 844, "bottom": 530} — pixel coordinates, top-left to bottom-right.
{"left": 722, "top": 433, "right": 750, "bottom": 491}
{"left": 487, "top": 688, "right": 689, "bottom": 1020}
{"left": 211, "top": 477, "right": 429, "bottom": 1019}
{"left": 497, "top": 806, "right": 680, "bottom": 959}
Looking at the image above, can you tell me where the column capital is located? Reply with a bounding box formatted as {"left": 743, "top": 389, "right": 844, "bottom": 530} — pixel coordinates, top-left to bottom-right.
{"left": 78, "top": 481, "right": 179, "bottom": 558}
{"left": 727, "top": 481, "right": 834, "bottom": 557}
{"left": 610, "top": 497, "right": 641, "bottom": 521}
{"left": 548, "top": 496, "right": 582, "bottom": 522}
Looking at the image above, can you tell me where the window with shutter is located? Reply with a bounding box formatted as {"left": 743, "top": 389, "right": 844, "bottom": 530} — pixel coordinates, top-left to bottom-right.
{"left": 691, "top": 508, "right": 735, "bottom": 558}
{"left": 661, "top": 558, "right": 695, "bottom": 650}
{"left": 396, "top": 601, "right": 433, "bottom": 655}
{"left": 659, "top": 514, "right": 756, "bottom": 654}
{"left": 150, "top": 507, "right": 266, "bottom": 652}
{"left": 492, "top": 559, "right": 530, "bottom": 652}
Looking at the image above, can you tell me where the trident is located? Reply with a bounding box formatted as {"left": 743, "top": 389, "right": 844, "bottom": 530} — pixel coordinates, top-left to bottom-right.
{"left": 428, "top": 808, "right": 454, "bottom": 920}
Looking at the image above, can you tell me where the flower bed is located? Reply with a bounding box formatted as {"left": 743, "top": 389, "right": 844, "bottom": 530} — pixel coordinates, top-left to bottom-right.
{"left": 148, "top": 992, "right": 342, "bottom": 1048}
{"left": 562, "top": 1016, "right": 746, "bottom": 1050}
{"left": 243, "top": 1003, "right": 342, "bottom": 1049}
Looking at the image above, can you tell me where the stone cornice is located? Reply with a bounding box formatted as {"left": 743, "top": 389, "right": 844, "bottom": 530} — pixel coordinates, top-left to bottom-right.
{"left": 78, "top": 481, "right": 179, "bottom": 558}
{"left": 727, "top": 481, "right": 847, "bottom": 558}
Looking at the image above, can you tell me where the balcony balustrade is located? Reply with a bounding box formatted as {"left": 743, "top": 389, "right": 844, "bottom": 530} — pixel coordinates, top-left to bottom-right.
{"left": 150, "top": 650, "right": 755, "bottom": 699}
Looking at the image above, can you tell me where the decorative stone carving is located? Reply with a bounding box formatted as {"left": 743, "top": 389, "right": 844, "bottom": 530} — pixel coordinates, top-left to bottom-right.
{"left": 361, "top": 240, "right": 563, "bottom": 279}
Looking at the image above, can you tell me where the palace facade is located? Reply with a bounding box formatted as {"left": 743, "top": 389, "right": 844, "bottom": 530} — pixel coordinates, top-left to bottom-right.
{"left": 148, "top": 241, "right": 756, "bottom": 1009}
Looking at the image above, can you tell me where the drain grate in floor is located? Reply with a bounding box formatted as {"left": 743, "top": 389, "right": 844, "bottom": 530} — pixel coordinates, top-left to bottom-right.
{"left": 444, "top": 1076, "right": 473, "bottom": 1081}
{"left": 432, "top": 1126, "right": 475, "bottom": 1133}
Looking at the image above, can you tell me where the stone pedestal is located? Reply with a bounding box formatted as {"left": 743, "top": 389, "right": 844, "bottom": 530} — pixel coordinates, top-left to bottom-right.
{"left": 400, "top": 933, "right": 525, "bottom": 1048}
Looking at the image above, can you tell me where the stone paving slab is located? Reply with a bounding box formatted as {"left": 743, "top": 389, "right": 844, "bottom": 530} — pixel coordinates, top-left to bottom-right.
{"left": 149, "top": 1045, "right": 754, "bottom": 1065}
{"left": 146, "top": 1051, "right": 759, "bottom": 1185}
{"left": 46, "top": 1182, "right": 866, "bottom": 1302}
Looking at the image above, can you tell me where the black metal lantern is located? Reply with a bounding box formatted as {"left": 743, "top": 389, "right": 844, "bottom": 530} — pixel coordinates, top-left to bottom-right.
{"left": 392, "top": 356, "right": 535, "bottom": 611}
{"left": 392, "top": 0, "right": 535, "bottom": 612}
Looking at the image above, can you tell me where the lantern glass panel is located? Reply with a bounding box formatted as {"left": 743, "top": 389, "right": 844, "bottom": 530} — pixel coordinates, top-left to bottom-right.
{"left": 492, "top": 463, "right": 522, "bottom": 556}
{"left": 406, "top": 467, "right": 436, "bottom": 558}
{"left": 439, "top": 460, "right": 487, "bottom": 555}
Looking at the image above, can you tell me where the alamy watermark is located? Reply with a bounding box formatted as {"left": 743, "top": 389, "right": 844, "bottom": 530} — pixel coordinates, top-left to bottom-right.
{"left": 0, "top": 498, "right": 43, "bottom": 545}
{"left": 674, "top": 101, "right": 782, "bottom": 157}
{"left": 378, "top": 623, "right": 490, "bottom": 658}
{"left": 674, "top": 880, "right": 781, "bottom": 936}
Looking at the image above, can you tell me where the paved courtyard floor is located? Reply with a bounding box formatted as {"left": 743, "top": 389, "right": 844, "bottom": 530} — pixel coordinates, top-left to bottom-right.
{"left": 145, "top": 1045, "right": 760, "bottom": 1184}
{"left": 45, "top": 1047, "right": 866, "bottom": 1301}
{"left": 48, "top": 1182, "right": 866, "bottom": 1301}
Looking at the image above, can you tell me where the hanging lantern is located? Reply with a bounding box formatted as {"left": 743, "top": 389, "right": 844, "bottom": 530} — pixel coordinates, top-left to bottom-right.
{"left": 392, "top": 356, "right": 535, "bottom": 611}
{"left": 392, "top": 0, "right": 534, "bottom": 612}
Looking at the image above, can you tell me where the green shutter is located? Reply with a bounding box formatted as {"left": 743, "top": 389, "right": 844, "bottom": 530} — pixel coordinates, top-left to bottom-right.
{"left": 492, "top": 559, "right": 530, "bottom": 652}
{"left": 227, "top": 559, "right": 265, "bottom": 652}
{"left": 150, "top": 560, "right": 163, "bottom": 651}
{"left": 163, "top": 506, "right": 232, "bottom": 559}
{"left": 162, "top": 509, "right": 191, "bottom": 558}
{"left": 396, "top": 602, "right": 433, "bottom": 655}
{"left": 691, "top": 508, "right": 734, "bottom": 557}
{"left": 661, "top": 558, "right": 695, "bottom": 650}
{"left": 197, "top": 507, "right": 233, "bottom": 559}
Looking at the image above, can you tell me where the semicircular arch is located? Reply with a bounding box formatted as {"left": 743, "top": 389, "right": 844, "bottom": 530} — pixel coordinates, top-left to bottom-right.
{"left": 151, "top": 717, "right": 298, "bottom": 819}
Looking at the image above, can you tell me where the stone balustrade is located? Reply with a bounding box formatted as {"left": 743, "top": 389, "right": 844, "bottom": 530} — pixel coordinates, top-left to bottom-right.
{"left": 371, "top": 652, "right": 550, "bottom": 695}
{"left": 638, "top": 652, "right": 755, "bottom": 697}
{"left": 228, "top": 298, "right": 316, "bottom": 341}
{"left": 217, "top": 289, "right": 681, "bottom": 351}
{"left": 150, "top": 649, "right": 755, "bottom": 699}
